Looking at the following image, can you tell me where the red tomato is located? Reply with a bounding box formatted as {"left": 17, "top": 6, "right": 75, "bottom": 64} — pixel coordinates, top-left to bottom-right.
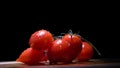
{"left": 62, "top": 34, "right": 82, "bottom": 59}
{"left": 40, "top": 49, "right": 48, "bottom": 61}
{"left": 29, "top": 29, "right": 54, "bottom": 50}
{"left": 48, "top": 34, "right": 82, "bottom": 64}
{"left": 62, "top": 34, "right": 82, "bottom": 50}
{"left": 76, "top": 41, "right": 94, "bottom": 61}
{"left": 48, "top": 39, "right": 72, "bottom": 63}
{"left": 40, "top": 55, "right": 48, "bottom": 61}
{"left": 16, "top": 48, "right": 45, "bottom": 65}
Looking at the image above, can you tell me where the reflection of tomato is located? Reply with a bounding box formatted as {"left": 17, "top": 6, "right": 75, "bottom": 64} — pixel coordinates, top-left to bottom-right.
{"left": 76, "top": 41, "right": 94, "bottom": 61}
{"left": 16, "top": 48, "right": 44, "bottom": 65}
{"left": 29, "top": 29, "right": 54, "bottom": 50}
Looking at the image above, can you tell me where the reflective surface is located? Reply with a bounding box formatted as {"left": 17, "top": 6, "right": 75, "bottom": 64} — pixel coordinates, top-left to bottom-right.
{"left": 0, "top": 59, "right": 120, "bottom": 68}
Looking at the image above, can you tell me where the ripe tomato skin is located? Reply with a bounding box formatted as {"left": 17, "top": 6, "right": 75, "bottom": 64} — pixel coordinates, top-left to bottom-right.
{"left": 62, "top": 34, "right": 83, "bottom": 59}
{"left": 48, "top": 37, "right": 82, "bottom": 64}
{"left": 40, "top": 49, "right": 48, "bottom": 61}
{"left": 76, "top": 41, "right": 94, "bottom": 61}
{"left": 16, "top": 48, "right": 44, "bottom": 65}
{"left": 48, "top": 39, "right": 71, "bottom": 63}
{"left": 29, "top": 29, "right": 54, "bottom": 50}
{"left": 62, "top": 34, "right": 82, "bottom": 49}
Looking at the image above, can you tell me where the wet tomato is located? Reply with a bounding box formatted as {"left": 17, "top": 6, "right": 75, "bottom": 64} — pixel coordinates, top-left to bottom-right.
{"left": 48, "top": 34, "right": 82, "bottom": 64}
{"left": 29, "top": 29, "right": 54, "bottom": 50}
{"left": 16, "top": 48, "right": 45, "bottom": 65}
{"left": 48, "top": 39, "right": 71, "bottom": 64}
{"left": 62, "top": 34, "right": 83, "bottom": 62}
{"left": 76, "top": 41, "right": 94, "bottom": 61}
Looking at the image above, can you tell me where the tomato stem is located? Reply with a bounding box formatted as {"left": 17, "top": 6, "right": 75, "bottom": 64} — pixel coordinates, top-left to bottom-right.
{"left": 68, "top": 29, "right": 73, "bottom": 35}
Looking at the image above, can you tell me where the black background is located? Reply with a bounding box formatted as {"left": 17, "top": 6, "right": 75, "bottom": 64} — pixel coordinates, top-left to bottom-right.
{"left": 0, "top": 6, "right": 119, "bottom": 61}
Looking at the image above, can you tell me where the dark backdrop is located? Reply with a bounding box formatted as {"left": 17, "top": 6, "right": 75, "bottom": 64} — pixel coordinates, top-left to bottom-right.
{"left": 0, "top": 10, "right": 119, "bottom": 61}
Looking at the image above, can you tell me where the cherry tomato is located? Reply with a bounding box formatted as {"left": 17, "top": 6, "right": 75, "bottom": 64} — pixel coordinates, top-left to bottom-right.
{"left": 76, "top": 41, "right": 94, "bottom": 61}
{"left": 62, "top": 34, "right": 82, "bottom": 59}
{"left": 16, "top": 48, "right": 45, "bottom": 65}
{"left": 62, "top": 34, "right": 83, "bottom": 50}
{"left": 48, "top": 34, "right": 82, "bottom": 64}
{"left": 48, "top": 39, "right": 70, "bottom": 63}
{"left": 29, "top": 29, "right": 54, "bottom": 50}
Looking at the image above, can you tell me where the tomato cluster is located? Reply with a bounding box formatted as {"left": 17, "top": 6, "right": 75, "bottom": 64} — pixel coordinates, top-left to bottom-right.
{"left": 16, "top": 29, "right": 95, "bottom": 65}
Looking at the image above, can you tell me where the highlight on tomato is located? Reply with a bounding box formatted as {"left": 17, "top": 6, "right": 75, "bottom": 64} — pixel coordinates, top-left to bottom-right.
{"left": 29, "top": 29, "right": 54, "bottom": 50}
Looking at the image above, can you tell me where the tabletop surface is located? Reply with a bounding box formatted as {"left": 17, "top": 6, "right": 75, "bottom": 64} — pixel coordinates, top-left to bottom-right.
{"left": 0, "top": 59, "right": 120, "bottom": 68}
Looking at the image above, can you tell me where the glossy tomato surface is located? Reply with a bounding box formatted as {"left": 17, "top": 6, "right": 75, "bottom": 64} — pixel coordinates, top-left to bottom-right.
{"left": 62, "top": 34, "right": 83, "bottom": 59}
{"left": 29, "top": 29, "right": 54, "bottom": 50}
{"left": 16, "top": 48, "right": 44, "bottom": 65}
{"left": 77, "top": 41, "right": 94, "bottom": 61}
{"left": 62, "top": 34, "right": 82, "bottom": 49}
{"left": 40, "top": 49, "right": 48, "bottom": 61}
{"left": 48, "top": 34, "right": 82, "bottom": 64}
{"left": 48, "top": 39, "right": 71, "bottom": 63}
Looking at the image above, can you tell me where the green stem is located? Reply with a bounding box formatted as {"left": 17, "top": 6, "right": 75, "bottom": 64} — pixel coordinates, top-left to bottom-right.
{"left": 81, "top": 36, "right": 101, "bottom": 56}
